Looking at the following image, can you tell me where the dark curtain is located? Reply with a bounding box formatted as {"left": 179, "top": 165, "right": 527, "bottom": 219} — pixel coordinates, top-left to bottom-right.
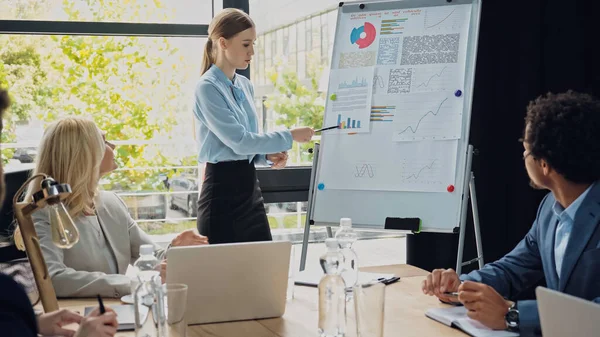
{"left": 409, "top": 0, "right": 600, "bottom": 275}
{"left": 465, "top": 0, "right": 600, "bottom": 267}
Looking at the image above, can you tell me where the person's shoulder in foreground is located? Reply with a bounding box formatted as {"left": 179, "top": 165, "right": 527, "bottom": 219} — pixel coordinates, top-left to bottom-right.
{"left": 0, "top": 89, "right": 36, "bottom": 336}
{"left": 0, "top": 273, "right": 38, "bottom": 337}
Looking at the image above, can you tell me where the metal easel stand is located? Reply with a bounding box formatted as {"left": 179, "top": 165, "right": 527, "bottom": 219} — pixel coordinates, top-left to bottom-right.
{"left": 299, "top": 143, "right": 327, "bottom": 271}
{"left": 455, "top": 144, "right": 485, "bottom": 274}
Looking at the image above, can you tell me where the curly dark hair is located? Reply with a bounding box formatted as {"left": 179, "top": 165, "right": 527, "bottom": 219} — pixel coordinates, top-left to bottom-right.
{"left": 524, "top": 90, "right": 600, "bottom": 184}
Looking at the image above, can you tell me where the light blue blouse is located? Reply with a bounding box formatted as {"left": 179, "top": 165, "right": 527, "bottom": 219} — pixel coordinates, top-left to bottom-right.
{"left": 192, "top": 64, "right": 293, "bottom": 165}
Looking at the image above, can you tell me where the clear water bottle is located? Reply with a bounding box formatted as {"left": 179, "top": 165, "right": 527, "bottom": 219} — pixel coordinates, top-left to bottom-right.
{"left": 132, "top": 244, "right": 160, "bottom": 304}
{"left": 133, "top": 244, "right": 160, "bottom": 282}
{"left": 334, "top": 218, "right": 358, "bottom": 298}
{"left": 318, "top": 238, "right": 346, "bottom": 337}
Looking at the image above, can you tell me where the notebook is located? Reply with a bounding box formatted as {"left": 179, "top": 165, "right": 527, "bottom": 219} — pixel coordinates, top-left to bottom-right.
{"left": 425, "top": 306, "right": 519, "bottom": 337}
{"left": 84, "top": 304, "right": 149, "bottom": 331}
{"left": 294, "top": 269, "right": 397, "bottom": 287}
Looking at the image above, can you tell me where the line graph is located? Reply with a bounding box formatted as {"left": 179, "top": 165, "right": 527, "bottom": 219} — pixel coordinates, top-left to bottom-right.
{"left": 354, "top": 163, "right": 375, "bottom": 178}
{"left": 396, "top": 98, "right": 448, "bottom": 135}
{"left": 392, "top": 93, "right": 463, "bottom": 141}
{"left": 423, "top": 5, "right": 466, "bottom": 32}
{"left": 400, "top": 157, "right": 446, "bottom": 186}
{"left": 425, "top": 8, "right": 456, "bottom": 29}
{"left": 416, "top": 66, "right": 447, "bottom": 88}
{"left": 405, "top": 159, "right": 437, "bottom": 180}
{"left": 339, "top": 76, "right": 368, "bottom": 89}
{"left": 411, "top": 65, "right": 456, "bottom": 93}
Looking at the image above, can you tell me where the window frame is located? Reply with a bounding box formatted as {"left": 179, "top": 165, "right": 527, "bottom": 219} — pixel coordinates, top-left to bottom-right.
{"left": 0, "top": 20, "right": 208, "bottom": 36}
{"left": 0, "top": 0, "right": 311, "bottom": 211}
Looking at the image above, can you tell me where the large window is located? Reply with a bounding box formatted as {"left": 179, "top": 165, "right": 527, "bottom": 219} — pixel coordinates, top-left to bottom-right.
{"left": 250, "top": 6, "right": 337, "bottom": 168}
{"left": 1, "top": 1, "right": 214, "bottom": 243}
{"left": 1, "top": 32, "right": 204, "bottom": 234}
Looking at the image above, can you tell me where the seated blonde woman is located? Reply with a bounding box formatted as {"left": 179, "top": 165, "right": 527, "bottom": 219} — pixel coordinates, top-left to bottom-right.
{"left": 27, "top": 117, "right": 208, "bottom": 298}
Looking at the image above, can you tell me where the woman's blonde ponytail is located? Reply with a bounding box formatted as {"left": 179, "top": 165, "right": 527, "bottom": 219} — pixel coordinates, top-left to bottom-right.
{"left": 201, "top": 39, "right": 214, "bottom": 75}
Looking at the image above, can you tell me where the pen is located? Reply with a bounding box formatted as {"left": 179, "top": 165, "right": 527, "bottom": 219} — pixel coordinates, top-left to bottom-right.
{"left": 444, "top": 291, "right": 459, "bottom": 297}
{"left": 97, "top": 294, "right": 106, "bottom": 314}
{"left": 378, "top": 276, "right": 401, "bottom": 285}
{"left": 315, "top": 125, "right": 339, "bottom": 132}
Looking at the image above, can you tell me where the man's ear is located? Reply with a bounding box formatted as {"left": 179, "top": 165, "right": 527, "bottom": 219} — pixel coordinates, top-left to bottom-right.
{"left": 540, "top": 159, "right": 552, "bottom": 176}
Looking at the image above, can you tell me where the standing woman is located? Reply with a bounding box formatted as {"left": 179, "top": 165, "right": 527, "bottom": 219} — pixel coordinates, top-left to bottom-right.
{"left": 194, "top": 8, "right": 314, "bottom": 244}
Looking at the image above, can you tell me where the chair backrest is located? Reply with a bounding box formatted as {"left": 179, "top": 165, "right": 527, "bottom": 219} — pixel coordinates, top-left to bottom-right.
{"left": 0, "top": 168, "right": 31, "bottom": 262}
{"left": 0, "top": 167, "right": 41, "bottom": 307}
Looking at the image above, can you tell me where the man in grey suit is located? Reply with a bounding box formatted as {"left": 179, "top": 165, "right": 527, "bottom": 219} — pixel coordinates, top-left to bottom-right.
{"left": 422, "top": 90, "right": 600, "bottom": 336}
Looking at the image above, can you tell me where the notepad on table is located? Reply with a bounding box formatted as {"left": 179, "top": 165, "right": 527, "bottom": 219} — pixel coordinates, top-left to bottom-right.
{"left": 425, "top": 306, "right": 519, "bottom": 337}
{"left": 84, "top": 304, "right": 149, "bottom": 331}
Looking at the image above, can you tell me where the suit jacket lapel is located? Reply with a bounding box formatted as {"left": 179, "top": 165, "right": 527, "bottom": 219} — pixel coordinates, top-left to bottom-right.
{"left": 558, "top": 185, "right": 600, "bottom": 291}
{"left": 95, "top": 199, "right": 123, "bottom": 274}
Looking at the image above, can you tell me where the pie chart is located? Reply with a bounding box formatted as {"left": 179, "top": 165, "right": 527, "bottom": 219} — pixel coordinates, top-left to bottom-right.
{"left": 350, "top": 22, "right": 376, "bottom": 49}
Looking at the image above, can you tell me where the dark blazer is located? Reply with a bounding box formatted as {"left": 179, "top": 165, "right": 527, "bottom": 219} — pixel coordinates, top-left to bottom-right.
{"left": 462, "top": 181, "right": 600, "bottom": 336}
{"left": 0, "top": 273, "right": 37, "bottom": 337}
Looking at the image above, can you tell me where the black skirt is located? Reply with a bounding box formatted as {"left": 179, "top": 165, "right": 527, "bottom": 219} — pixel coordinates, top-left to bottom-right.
{"left": 196, "top": 160, "right": 272, "bottom": 244}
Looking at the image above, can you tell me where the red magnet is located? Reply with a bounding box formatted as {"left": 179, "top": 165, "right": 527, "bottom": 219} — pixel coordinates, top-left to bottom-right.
{"left": 447, "top": 185, "right": 455, "bottom": 192}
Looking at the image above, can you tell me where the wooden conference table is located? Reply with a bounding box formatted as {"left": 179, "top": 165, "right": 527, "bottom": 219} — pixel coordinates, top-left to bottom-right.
{"left": 57, "top": 264, "right": 466, "bottom": 337}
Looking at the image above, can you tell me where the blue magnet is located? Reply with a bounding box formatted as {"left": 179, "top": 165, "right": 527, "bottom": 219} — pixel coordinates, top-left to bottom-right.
{"left": 317, "top": 183, "right": 325, "bottom": 190}
{"left": 455, "top": 89, "right": 462, "bottom": 97}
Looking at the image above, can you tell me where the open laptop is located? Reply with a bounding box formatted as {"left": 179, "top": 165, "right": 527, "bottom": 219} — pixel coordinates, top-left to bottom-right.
{"left": 536, "top": 286, "right": 600, "bottom": 337}
{"left": 166, "top": 241, "right": 291, "bottom": 325}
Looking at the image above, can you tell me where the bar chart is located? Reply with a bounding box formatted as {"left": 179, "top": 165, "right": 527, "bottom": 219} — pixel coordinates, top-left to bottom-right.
{"left": 325, "top": 67, "right": 373, "bottom": 134}
{"left": 337, "top": 114, "right": 362, "bottom": 129}
{"left": 381, "top": 18, "right": 408, "bottom": 35}
{"left": 371, "top": 106, "right": 395, "bottom": 122}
